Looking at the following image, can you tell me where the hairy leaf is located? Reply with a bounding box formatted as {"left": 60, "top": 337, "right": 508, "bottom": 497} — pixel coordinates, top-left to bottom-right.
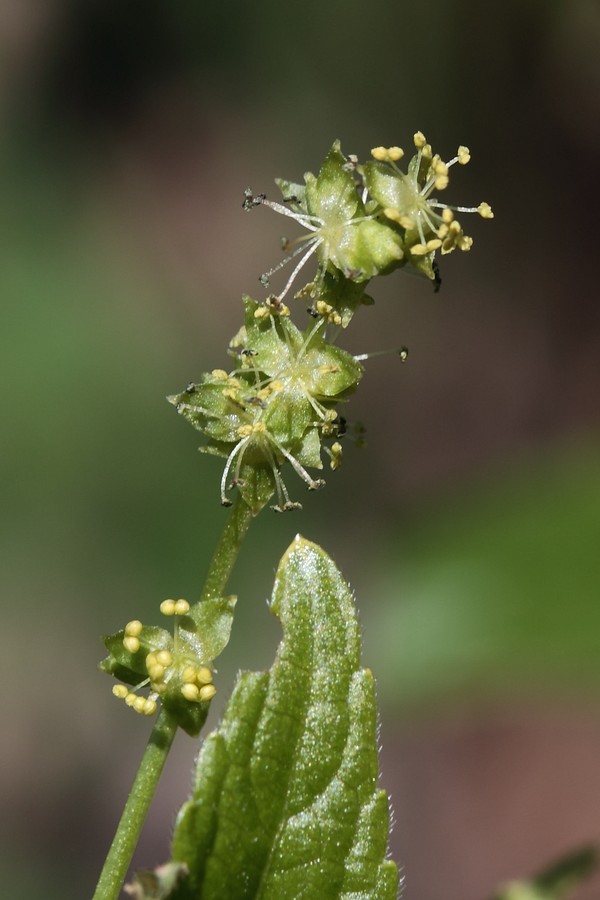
{"left": 168, "top": 536, "right": 398, "bottom": 899}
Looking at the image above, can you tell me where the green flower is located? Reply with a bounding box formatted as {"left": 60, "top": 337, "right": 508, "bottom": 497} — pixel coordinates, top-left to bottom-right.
{"left": 99, "top": 596, "right": 235, "bottom": 736}
{"left": 361, "top": 132, "right": 493, "bottom": 281}
{"left": 169, "top": 297, "right": 363, "bottom": 513}
{"left": 245, "top": 140, "right": 403, "bottom": 302}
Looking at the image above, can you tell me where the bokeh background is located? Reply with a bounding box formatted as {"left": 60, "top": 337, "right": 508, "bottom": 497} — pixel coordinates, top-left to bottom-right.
{"left": 2, "top": 1, "right": 599, "bottom": 898}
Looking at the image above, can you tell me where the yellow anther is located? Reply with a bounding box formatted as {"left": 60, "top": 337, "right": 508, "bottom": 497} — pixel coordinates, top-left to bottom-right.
{"left": 142, "top": 699, "right": 157, "bottom": 716}
{"left": 323, "top": 409, "right": 338, "bottom": 422}
{"left": 181, "top": 683, "right": 200, "bottom": 701}
{"left": 125, "top": 620, "right": 143, "bottom": 637}
{"left": 148, "top": 664, "right": 165, "bottom": 683}
{"left": 156, "top": 650, "right": 173, "bottom": 667}
{"left": 181, "top": 665, "right": 198, "bottom": 683}
{"left": 146, "top": 651, "right": 157, "bottom": 667}
{"left": 253, "top": 422, "right": 267, "bottom": 434}
{"left": 222, "top": 388, "right": 239, "bottom": 402}
{"left": 413, "top": 131, "right": 427, "bottom": 149}
{"left": 154, "top": 682, "right": 167, "bottom": 695}
{"left": 237, "top": 424, "right": 253, "bottom": 438}
{"left": 330, "top": 442, "right": 343, "bottom": 471}
{"left": 434, "top": 175, "right": 449, "bottom": 191}
{"left": 123, "top": 635, "right": 140, "bottom": 654}
{"left": 457, "top": 145, "right": 471, "bottom": 165}
{"left": 125, "top": 692, "right": 137, "bottom": 707}
{"left": 256, "top": 387, "right": 271, "bottom": 400}
{"left": 371, "top": 146, "right": 387, "bottom": 161}
{"left": 196, "top": 666, "right": 213, "bottom": 685}
{"left": 389, "top": 209, "right": 414, "bottom": 230}
{"left": 409, "top": 243, "right": 429, "bottom": 256}
{"left": 160, "top": 599, "right": 177, "bottom": 616}
{"left": 315, "top": 300, "right": 333, "bottom": 315}
{"left": 478, "top": 202, "right": 494, "bottom": 219}
{"left": 267, "top": 300, "right": 290, "bottom": 316}
{"left": 458, "top": 235, "right": 473, "bottom": 251}
{"left": 437, "top": 224, "right": 449, "bottom": 239}
{"left": 383, "top": 207, "right": 401, "bottom": 223}
{"left": 442, "top": 208, "right": 454, "bottom": 223}
{"left": 388, "top": 146, "right": 404, "bottom": 161}
{"left": 227, "top": 377, "right": 241, "bottom": 388}
{"left": 133, "top": 696, "right": 147, "bottom": 714}
{"left": 174, "top": 599, "right": 190, "bottom": 615}
{"left": 112, "top": 684, "right": 129, "bottom": 699}
{"left": 270, "top": 379, "right": 284, "bottom": 393}
{"left": 421, "top": 143, "right": 432, "bottom": 159}
{"left": 426, "top": 239, "right": 442, "bottom": 251}
{"left": 211, "top": 369, "right": 228, "bottom": 381}
{"left": 199, "top": 684, "right": 217, "bottom": 702}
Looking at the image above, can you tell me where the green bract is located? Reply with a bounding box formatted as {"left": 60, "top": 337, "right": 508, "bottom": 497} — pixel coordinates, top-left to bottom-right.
{"left": 165, "top": 537, "right": 398, "bottom": 900}
{"left": 169, "top": 297, "right": 363, "bottom": 514}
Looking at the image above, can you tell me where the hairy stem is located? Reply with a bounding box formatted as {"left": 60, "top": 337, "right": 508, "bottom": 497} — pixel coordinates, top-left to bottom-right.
{"left": 92, "top": 709, "right": 177, "bottom": 900}
{"left": 93, "top": 495, "right": 254, "bottom": 899}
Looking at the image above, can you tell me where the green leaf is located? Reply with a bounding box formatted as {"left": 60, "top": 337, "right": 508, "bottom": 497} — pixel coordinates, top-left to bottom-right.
{"left": 169, "top": 536, "right": 398, "bottom": 899}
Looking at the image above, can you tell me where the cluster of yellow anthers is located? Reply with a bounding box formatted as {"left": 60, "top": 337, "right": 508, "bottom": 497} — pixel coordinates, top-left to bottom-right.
{"left": 111, "top": 599, "right": 216, "bottom": 717}
{"left": 370, "top": 131, "right": 493, "bottom": 257}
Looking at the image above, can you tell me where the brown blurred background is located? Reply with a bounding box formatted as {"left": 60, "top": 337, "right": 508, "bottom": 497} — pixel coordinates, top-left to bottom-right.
{"left": 1, "top": 1, "right": 599, "bottom": 898}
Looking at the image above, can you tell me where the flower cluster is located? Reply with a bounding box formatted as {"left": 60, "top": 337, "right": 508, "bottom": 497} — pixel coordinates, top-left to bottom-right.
{"left": 172, "top": 135, "right": 491, "bottom": 514}
{"left": 247, "top": 133, "right": 492, "bottom": 303}
{"left": 101, "top": 135, "right": 491, "bottom": 731}
{"left": 169, "top": 295, "right": 362, "bottom": 513}
{"left": 100, "top": 595, "right": 236, "bottom": 734}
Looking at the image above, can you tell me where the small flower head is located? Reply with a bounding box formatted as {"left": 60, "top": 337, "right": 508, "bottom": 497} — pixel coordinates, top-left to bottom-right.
{"left": 361, "top": 133, "right": 493, "bottom": 281}
{"left": 245, "top": 141, "right": 404, "bottom": 304}
{"left": 100, "top": 595, "right": 236, "bottom": 736}
{"left": 168, "top": 296, "right": 362, "bottom": 513}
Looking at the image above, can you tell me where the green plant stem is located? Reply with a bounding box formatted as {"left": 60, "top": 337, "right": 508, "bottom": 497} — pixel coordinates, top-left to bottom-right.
{"left": 200, "top": 494, "right": 254, "bottom": 601}
{"left": 93, "top": 496, "right": 255, "bottom": 899}
{"left": 92, "top": 708, "right": 177, "bottom": 900}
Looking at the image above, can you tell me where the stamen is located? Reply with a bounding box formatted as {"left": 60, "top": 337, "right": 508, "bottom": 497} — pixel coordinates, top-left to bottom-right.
{"left": 220, "top": 436, "right": 251, "bottom": 506}
{"left": 254, "top": 195, "right": 323, "bottom": 231}
{"left": 259, "top": 235, "right": 319, "bottom": 286}
{"left": 276, "top": 238, "right": 322, "bottom": 300}
{"left": 354, "top": 347, "right": 409, "bottom": 362}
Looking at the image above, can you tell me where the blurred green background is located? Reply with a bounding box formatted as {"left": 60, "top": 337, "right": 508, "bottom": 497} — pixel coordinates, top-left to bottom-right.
{"left": 1, "top": 1, "right": 599, "bottom": 898}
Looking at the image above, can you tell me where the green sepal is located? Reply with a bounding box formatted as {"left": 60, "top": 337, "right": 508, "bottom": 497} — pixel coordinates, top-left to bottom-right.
{"left": 182, "top": 596, "right": 237, "bottom": 661}
{"left": 305, "top": 140, "right": 361, "bottom": 224}
{"left": 302, "top": 142, "right": 403, "bottom": 281}
{"left": 162, "top": 689, "right": 211, "bottom": 738}
{"left": 361, "top": 159, "right": 408, "bottom": 215}
{"left": 361, "top": 158, "right": 437, "bottom": 281}
{"left": 297, "top": 272, "right": 375, "bottom": 328}
{"left": 99, "top": 625, "right": 172, "bottom": 686}
{"left": 235, "top": 458, "right": 277, "bottom": 515}
{"left": 274, "top": 177, "right": 306, "bottom": 213}
{"left": 167, "top": 536, "right": 398, "bottom": 899}
{"left": 168, "top": 375, "right": 247, "bottom": 445}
